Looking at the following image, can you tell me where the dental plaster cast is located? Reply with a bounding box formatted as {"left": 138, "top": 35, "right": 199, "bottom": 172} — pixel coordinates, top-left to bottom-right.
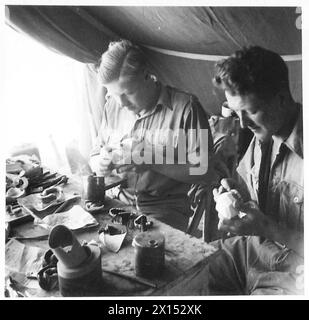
{"left": 215, "top": 189, "right": 246, "bottom": 228}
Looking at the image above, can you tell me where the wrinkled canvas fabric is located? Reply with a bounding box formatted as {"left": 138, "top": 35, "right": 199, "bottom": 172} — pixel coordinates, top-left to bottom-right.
{"left": 6, "top": 6, "right": 302, "bottom": 115}
{"left": 208, "top": 236, "right": 304, "bottom": 295}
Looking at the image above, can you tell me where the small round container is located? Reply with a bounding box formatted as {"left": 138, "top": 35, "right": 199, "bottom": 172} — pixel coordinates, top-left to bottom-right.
{"left": 221, "top": 102, "right": 234, "bottom": 118}
{"left": 132, "top": 231, "right": 165, "bottom": 279}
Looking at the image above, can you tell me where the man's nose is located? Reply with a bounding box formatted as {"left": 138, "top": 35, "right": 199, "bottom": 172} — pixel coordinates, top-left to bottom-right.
{"left": 238, "top": 111, "right": 250, "bottom": 129}
{"left": 119, "top": 95, "right": 130, "bottom": 107}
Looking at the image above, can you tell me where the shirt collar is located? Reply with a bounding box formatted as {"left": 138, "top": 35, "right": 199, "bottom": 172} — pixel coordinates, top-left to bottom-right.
{"left": 283, "top": 104, "right": 303, "bottom": 158}
{"left": 137, "top": 83, "right": 172, "bottom": 119}
{"left": 272, "top": 104, "right": 303, "bottom": 159}
{"left": 156, "top": 83, "right": 173, "bottom": 111}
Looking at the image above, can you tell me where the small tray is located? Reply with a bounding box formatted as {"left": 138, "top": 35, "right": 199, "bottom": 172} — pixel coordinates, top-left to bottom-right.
{"left": 5, "top": 205, "right": 33, "bottom": 226}
{"left": 19, "top": 193, "right": 65, "bottom": 212}
{"left": 18, "top": 193, "right": 80, "bottom": 219}
{"left": 84, "top": 201, "right": 105, "bottom": 213}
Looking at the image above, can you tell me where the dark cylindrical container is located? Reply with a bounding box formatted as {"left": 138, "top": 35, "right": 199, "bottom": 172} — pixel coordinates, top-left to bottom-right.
{"left": 132, "top": 231, "right": 165, "bottom": 279}
{"left": 82, "top": 174, "right": 105, "bottom": 203}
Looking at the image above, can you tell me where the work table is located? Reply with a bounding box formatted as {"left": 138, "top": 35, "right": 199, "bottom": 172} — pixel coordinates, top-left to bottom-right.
{"left": 6, "top": 175, "right": 218, "bottom": 297}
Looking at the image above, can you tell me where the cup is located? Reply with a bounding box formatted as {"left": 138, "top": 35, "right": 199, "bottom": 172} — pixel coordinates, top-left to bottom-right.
{"left": 82, "top": 174, "right": 105, "bottom": 203}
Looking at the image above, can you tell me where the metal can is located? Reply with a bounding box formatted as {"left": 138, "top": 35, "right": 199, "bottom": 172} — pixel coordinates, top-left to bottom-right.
{"left": 82, "top": 174, "right": 105, "bottom": 203}
{"left": 132, "top": 231, "right": 165, "bottom": 279}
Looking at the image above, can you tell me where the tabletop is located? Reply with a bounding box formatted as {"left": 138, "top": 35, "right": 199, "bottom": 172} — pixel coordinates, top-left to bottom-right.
{"left": 5, "top": 175, "right": 219, "bottom": 297}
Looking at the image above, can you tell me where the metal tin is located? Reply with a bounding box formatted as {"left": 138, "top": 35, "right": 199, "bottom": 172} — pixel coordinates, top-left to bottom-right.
{"left": 82, "top": 174, "right": 105, "bottom": 202}
{"left": 132, "top": 231, "right": 165, "bottom": 279}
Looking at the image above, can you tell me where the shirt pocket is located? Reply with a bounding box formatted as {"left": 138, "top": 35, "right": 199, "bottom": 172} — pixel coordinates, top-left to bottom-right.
{"left": 245, "top": 164, "right": 259, "bottom": 202}
{"left": 276, "top": 181, "right": 303, "bottom": 231}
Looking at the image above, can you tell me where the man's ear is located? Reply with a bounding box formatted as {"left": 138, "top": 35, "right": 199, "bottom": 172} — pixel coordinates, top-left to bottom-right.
{"left": 277, "top": 90, "right": 288, "bottom": 111}
{"left": 143, "top": 69, "right": 157, "bottom": 82}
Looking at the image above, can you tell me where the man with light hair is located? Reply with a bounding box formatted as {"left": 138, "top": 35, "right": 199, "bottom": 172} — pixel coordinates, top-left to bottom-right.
{"left": 90, "top": 40, "right": 216, "bottom": 231}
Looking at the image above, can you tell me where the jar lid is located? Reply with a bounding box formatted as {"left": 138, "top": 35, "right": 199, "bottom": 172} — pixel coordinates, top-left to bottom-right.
{"left": 132, "top": 231, "right": 165, "bottom": 249}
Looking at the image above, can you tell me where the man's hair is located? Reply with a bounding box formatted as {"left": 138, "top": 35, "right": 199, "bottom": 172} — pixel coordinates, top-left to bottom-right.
{"left": 98, "top": 40, "right": 146, "bottom": 84}
{"left": 213, "top": 46, "right": 290, "bottom": 99}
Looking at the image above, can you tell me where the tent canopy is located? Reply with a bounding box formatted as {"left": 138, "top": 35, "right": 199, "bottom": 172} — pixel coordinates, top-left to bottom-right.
{"left": 6, "top": 5, "right": 302, "bottom": 114}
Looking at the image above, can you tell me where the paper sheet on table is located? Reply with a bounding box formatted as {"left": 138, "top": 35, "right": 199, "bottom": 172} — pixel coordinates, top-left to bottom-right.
{"left": 5, "top": 238, "right": 45, "bottom": 275}
{"left": 99, "top": 232, "right": 127, "bottom": 253}
{"left": 5, "top": 239, "right": 60, "bottom": 297}
{"left": 35, "top": 205, "right": 99, "bottom": 230}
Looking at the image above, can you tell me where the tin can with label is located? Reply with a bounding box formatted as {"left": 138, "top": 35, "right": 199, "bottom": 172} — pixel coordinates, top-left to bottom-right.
{"left": 132, "top": 231, "right": 165, "bottom": 279}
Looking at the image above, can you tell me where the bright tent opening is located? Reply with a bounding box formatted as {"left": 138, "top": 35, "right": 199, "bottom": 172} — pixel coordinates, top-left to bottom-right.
{"left": 4, "top": 25, "right": 86, "bottom": 173}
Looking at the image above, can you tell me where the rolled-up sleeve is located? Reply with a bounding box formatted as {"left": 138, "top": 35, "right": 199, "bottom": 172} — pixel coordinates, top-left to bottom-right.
{"left": 181, "top": 96, "right": 214, "bottom": 168}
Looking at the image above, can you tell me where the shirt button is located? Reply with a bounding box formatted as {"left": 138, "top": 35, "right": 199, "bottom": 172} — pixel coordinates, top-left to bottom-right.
{"left": 294, "top": 196, "right": 299, "bottom": 203}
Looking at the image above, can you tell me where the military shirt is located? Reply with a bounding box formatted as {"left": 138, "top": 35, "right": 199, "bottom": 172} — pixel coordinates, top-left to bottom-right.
{"left": 237, "top": 105, "right": 303, "bottom": 232}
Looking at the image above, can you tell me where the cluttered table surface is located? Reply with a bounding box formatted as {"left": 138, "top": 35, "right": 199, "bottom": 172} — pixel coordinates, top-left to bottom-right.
{"left": 5, "top": 156, "right": 218, "bottom": 297}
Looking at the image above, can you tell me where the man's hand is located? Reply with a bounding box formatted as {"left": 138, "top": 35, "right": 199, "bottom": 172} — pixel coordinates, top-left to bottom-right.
{"left": 218, "top": 201, "right": 271, "bottom": 237}
{"left": 213, "top": 181, "right": 303, "bottom": 256}
{"left": 213, "top": 178, "right": 240, "bottom": 200}
{"left": 90, "top": 146, "right": 116, "bottom": 176}
{"left": 113, "top": 144, "right": 150, "bottom": 175}
{"left": 213, "top": 178, "right": 268, "bottom": 236}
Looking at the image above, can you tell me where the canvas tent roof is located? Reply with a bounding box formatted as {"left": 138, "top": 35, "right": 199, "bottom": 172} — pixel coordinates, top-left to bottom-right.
{"left": 6, "top": 5, "right": 302, "bottom": 114}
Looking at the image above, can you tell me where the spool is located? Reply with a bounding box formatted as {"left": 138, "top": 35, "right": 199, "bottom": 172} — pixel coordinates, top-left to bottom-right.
{"left": 132, "top": 231, "right": 165, "bottom": 279}
{"left": 48, "top": 225, "right": 102, "bottom": 297}
{"left": 57, "top": 245, "right": 102, "bottom": 297}
{"left": 49, "top": 225, "right": 88, "bottom": 268}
